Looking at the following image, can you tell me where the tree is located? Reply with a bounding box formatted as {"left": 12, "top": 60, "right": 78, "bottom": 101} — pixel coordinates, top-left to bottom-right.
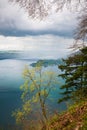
{"left": 75, "top": 7, "right": 87, "bottom": 42}
{"left": 13, "top": 65, "right": 58, "bottom": 129}
{"left": 9, "top": 0, "right": 87, "bottom": 42}
{"left": 9, "top": 0, "right": 86, "bottom": 18}
{"left": 58, "top": 46, "right": 87, "bottom": 103}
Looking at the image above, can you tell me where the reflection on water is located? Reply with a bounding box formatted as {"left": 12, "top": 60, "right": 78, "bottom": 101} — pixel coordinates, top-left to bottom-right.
{"left": 0, "top": 90, "right": 21, "bottom": 126}
{"left": 0, "top": 59, "right": 65, "bottom": 127}
{"left": 0, "top": 59, "right": 36, "bottom": 90}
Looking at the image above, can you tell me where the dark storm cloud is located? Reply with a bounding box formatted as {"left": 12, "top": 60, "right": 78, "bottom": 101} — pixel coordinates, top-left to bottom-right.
{"left": 0, "top": 28, "right": 73, "bottom": 37}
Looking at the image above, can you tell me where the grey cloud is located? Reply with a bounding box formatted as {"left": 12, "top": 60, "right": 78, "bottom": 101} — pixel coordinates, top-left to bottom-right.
{"left": 0, "top": 35, "right": 73, "bottom": 59}
{"left": 0, "top": 28, "right": 73, "bottom": 38}
{"left": 0, "top": 0, "right": 78, "bottom": 37}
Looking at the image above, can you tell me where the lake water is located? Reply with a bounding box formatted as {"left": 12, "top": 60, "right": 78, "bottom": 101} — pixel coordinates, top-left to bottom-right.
{"left": 0, "top": 59, "right": 66, "bottom": 128}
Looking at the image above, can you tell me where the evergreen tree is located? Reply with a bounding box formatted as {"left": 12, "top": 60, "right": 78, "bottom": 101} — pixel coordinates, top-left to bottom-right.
{"left": 58, "top": 47, "right": 87, "bottom": 103}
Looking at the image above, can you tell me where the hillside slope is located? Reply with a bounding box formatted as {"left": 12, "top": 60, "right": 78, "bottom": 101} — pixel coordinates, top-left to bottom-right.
{"left": 49, "top": 100, "right": 87, "bottom": 130}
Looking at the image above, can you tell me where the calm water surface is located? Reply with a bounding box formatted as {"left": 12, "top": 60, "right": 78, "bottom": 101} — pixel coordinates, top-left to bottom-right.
{"left": 0, "top": 59, "right": 65, "bottom": 127}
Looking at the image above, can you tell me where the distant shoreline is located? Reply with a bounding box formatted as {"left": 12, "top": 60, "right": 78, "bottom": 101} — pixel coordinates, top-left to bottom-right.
{"left": 31, "top": 59, "right": 63, "bottom": 67}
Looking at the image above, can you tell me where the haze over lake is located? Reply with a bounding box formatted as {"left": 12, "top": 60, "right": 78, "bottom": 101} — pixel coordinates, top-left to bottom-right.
{"left": 0, "top": 56, "right": 66, "bottom": 127}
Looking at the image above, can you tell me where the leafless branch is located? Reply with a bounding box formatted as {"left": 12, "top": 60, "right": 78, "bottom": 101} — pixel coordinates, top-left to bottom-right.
{"left": 75, "top": 6, "right": 87, "bottom": 41}
{"left": 9, "top": 0, "right": 87, "bottom": 43}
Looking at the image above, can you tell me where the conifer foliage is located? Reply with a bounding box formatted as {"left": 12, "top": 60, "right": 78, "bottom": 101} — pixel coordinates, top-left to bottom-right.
{"left": 58, "top": 47, "right": 87, "bottom": 102}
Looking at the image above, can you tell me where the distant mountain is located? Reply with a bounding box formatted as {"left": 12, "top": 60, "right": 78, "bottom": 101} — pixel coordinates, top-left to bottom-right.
{"left": 0, "top": 51, "right": 21, "bottom": 60}
{"left": 0, "top": 51, "right": 40, "bottom": 61}
{"left": 0, "top": 51, "right": 64, "bottom": 65}
{"left": 31, "top": 59, "right": 63, "bottom": 67}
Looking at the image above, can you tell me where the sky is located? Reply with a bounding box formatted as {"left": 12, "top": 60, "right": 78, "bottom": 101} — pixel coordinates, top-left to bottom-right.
{"left": 0, "top": 0, "right": 79, "bottom": 59}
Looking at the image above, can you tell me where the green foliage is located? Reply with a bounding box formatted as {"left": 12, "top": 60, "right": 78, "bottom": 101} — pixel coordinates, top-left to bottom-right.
{"left": 13, "top": 65, "right": 58, "bottom": 129}
{"left": 58, "top": 47, "right": 87, "bottom": 102}
{"left": 31, "top": 59, "right": 62, "bottom": 67}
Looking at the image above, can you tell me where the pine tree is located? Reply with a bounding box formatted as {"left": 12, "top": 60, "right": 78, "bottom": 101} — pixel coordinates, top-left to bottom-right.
{"left": 58, "top": 47, "right": 87, "bottom": 103}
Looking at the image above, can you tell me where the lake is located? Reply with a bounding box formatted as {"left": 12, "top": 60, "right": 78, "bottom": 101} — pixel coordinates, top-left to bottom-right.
{"left": 0, "top": 59, "right": 66, "bottom": 128}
